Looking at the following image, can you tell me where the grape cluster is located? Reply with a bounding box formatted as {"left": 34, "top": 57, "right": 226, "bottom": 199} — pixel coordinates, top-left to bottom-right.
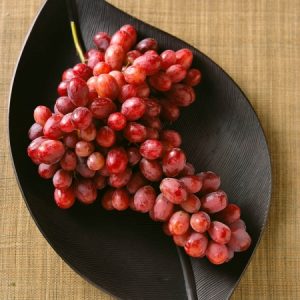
{"left": 27, "top": 24, "right": 251, "bottom": 265}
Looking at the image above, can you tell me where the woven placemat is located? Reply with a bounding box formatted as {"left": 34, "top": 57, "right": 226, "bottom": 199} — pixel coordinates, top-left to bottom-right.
{"left": 1, "top": 0, "right": 299, "bottom": 299}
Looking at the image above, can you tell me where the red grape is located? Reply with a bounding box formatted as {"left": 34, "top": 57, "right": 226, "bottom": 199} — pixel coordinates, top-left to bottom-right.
{"left": 87, "top": 152, "right": 105, "bottom": 171}
{"left": 112, "top": 188, "right": 130, "bottom": 211}
{"left": 87, "top": 76, "right": 97, "bottom": 93}
{"left": 101, "top": 189, "right": 114, "bottom": 210}
{"left": 28, "top": 123, "right": 43, "bottom": 140}
{"left": 75, "top": 178, "right": 97, "bottom": 204}
{"left": 120, "top": 24, "right": 137, "bottom": 46}
{"left": 173, "top": 230, "right": 191, "bottom": 247}
{"left": 162, "top": 148, "right": 186, "bottom": 177}
{"left": 107, "top": 112, "right": 127, "bottom": 131}
{"left": 179, "top": 175, "right": 202, "bottom": 193}
{"left": 227, "top": 229, "right": 251, "bottom": 252}
{"left": 118, "top": 84, "right": 137, "bottom": 103}
{"left": 106, "top": 147, "right": 128, "bottom": 174}
{"left": 229, "top": 219, "right": 246, "bottom": 231}
{"left": 121, "top": 97, "right": 146, "bottom": 121}
{"left": 96, "top": 126, "right": 116, "bottom": 148}
{"left": 226, "top": 246, "right": 234, "bottom": 262}
{"left": 57, "top": 81, "right": 68, "bottom": 96}
{"left": 60, "top": 150, "right": 77, "bottom": 171}
{"left": 133, "top": 52, "right": 161, "bottom": 76}
{"left": 139, "top": 139, "right": 163, "bottom": 160}
{"left": 184, "top": 232, "right": 208, "bottom": 258}
{"left": 63, "top": 132, "right": 79, "bottom": 148}
{"left": 190, "top": 211, "right": 211, "bottom": 233}
{"left": 34, "top": 105, "right": 52, "bottom": 126}
{"left": 146, "top": 128, "right": 159, "bottom": 139}
{"left": 166, "top": 64, "right": 187, "bottom": 83}
{"left": 153, "top": 193, "right": 174, "bottom": 221}
{"left": 201, "top": 190, "right": 228, "bottom": 213}
{"left": 184, "top": 68, "right": 202, "bottom": 86}
{"left": 162, "top": 222, "right": 172, "bottom": 236}
{"left": 55, "top": 96, "right": 76, "bottom": 115}
{"left": 160, "top": 99, "right": 180, "bottom": 122}
{"left": 54, "top": 187, "right": 75, "bottom": 209}
{"left": 75, "top": 141, "right": 94, "bottom": 157}
{"left": 109, "top": 70, "right": 126, "bottom": 88}
{"left": 62, "top": 68, "right": 77, "bottom": 81}
{"left": 43, "top": 114, "right": 63, "bottom": 139}
{"left": 124, "top": 122, "right": 147, "bottom": 143}
{"left": 148, "top": 72, "right": 172, "bottom": 91}
{"left": 126, "top": 171, "right": 148, "bottom": 194}
{"left": 166, "top": 83, "right": 195, "bottom": 107}
{"left": 123, "top": 65, "right": 146, "bottom": 85}
{"left": 134, "top": 185, "right": 156, "bottom": 213}
{"left": 139, "top": 158, "right": 162, "bottom": 182}
{"left": 87, "top": 51, "right": 105, "bottom": 69}
{"left": 205, "top": 241, "right": 229, "bottom": 264}
{"left": 208, "top": 221, "right": 231, "bottom": 245}
{"left": 73, "top": 63, "right": 92, "bottom": 81}
{"left": 160, "top": 130, "right": 182, "bottom": 147}
{"left": 160, "top": 178, "right": 187, "bottom": 204}
{"left": 105, "top": 44, "right": 125, "bottom": 71}
{"left": 76, "top": 159, "right": 96, "bottom": 178}
{"left": 67, "top": 77, "right": 89, "bottom": 107}
{"left": 95, "top": 74, "right": 119, "bottom": 100}
{"left": 197, "top": 171, "right": 221, "bottom": 194}
{"left": 176, "top": 48, "right": 193, "bottom": 69}
{"left": 60, "top": 113, "right": 75, "bottom": 133}
{"left": 79, "top": 123, "right": 97, "bottom": 142}
{"left": 89, "top": 97, "right": 116, "bottom": 119}
{"left": 108, "top": 168, "right": 132, "bottom": 188}
{"left": 53, "top": 169, "right": 72, "bottom": 189}
{"left": 144, "top": 98, "right": 161, "bottom": 117}
{"left": 214, "top": 203, "right": 241, "bottom": 225}
{"left": 125, "top": 50, "right": 141, "bottom": 65}
{"left": 135, "top": 82, "right": 150, "bottom": 97}
{"left": 93, "top": 61, "right": 111, "bottom": 75}
{"left": 93, "top": 32, "right": 111, "bottom": 51}
{"left": 127, "top": 147, "right": 141, "bottom": 166}
{"left": 110, "top": 30, "right": 132, "bottom": 52}
{"left": 160, "top": 50, "right": 176, "bottom": 70}
{"left": 93, "top": 173, "right": 107, "bottom": 190}
{"left": 37, "top": 140, "right": 65, "bottom": 165}
{"left": 180, "top": 194, "right": 201, "bottom": 213}
{"left": 179, "top": 163, "right": 195, "bottom": 176}
{"left": 135, "top": 38, "right": 158, "bottom": 53}
{"left": 168, "top": 210, "right": 190, "bottom": 235}
{"left": 38, "top": 163, "right": 59, "bottom": 179}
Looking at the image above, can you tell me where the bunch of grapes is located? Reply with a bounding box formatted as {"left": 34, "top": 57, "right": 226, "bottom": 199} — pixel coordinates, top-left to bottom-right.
{"left": 27, "top": 24, "right": 251, "bottom": 265}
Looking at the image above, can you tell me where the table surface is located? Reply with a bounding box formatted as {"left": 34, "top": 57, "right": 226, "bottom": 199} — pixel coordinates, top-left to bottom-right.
{"left": 1, "top": 0, "right": 299, "bottom": 299}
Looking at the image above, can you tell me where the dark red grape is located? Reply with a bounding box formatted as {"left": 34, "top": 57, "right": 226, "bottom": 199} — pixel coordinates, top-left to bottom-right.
{"left": 162, "top": 148, "right": 186, "bottom": 177}
{"left": 112, "top": 188, "right": 130, "bottom": 211}
{"left": 53, "top": 169, "right": 72, "bottom": 189}
{"left": 75, "top": 178, "right": 97, "bottom": 204}
{"left": 106, "top": 147, "right": 128, "bottom": 174}
{"left": 176, "top": 48, "right": 193, "bottom": 69}
{"left": 101, "top": 189, "right": 114, "bottom": 210}
{"left": 148, "top": 72, "right": 172, "bottom": 92}
{"left": 134, "top": 185, "right": 156, "bottom": 213}
{"left": 93, "top": 32, "right": 111, "bottom": 51}
{"left": 124, "top": 122, "right": 147, "bottom": 143}
{"left": 139, "top": 158, "right": 163, "bottom": 182}
{"left": 38, "top": 163, "right": 59, "bottom": 179}
{"left": 108, "top": 168, "right": 132, "bottom": 188}
{"left": 54, "top": 187, "right": 75, "bottom": 209}
{"left": 183, "top": 68, "right": 202, "bottom": 86}
{"left": 28, "top": 123, "right": 43, "bottom": 140}
{"left": 73, "top": 63, "right": 92, "bottom": 81}
{"left": 166, "top": 83, "right": 195, "bottom": 107}
{"left": 43, "top": 114, "right": 63, "bottom": 139}
{"left": 160, "top": 50, "right": 176, "bottom": 70}
{"left": 93, "top": 173, "right": 107, "bottom": 190}
{"left": 67, "top": 77, "right": 89, "bottom": 107}
{"left": 135, "top": 38, "right": 158, "bottom": 53}
{"left": 60, "top": 150, "right": 77, "bottom": 171}
{"left": 139, "top": 139, "right": 163, "bottom": 160}
{"left": 57, "top": 81, "right": 68, "bottom": 96}
{"left": 127, "top": 147, "right": 141, "bottom": 166}
{"left": 96, "top": 126, "right": 116, "bottom": 148}
{"left": 126, "top": 171, "right": 148, "bottom": 194}
{"left": 60, "top": 113, "right": 75, "bottom": 133}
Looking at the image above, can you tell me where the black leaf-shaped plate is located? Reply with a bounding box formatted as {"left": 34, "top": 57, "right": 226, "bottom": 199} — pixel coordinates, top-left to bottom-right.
{"left": 8, "top": 0, "right": 272, "bottom": 299}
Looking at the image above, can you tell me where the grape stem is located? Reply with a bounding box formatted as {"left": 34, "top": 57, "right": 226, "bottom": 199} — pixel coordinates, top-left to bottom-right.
{"left": 70, "top": 21, "right": 85, "bottom": 63}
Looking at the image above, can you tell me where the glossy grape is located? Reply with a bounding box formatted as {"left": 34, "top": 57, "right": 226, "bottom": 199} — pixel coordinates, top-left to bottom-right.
{"left": 168, "top": 210, "right": 190, "bottom": 235}
{"left": 205, "top": 241, "right": 229, "bottom": 265}
{"left": 190, "top": 211, "right": 211, "bottom": 233}
{"left": 106, "top": 147, "right": 128, "bottom": 174}
{"left": 54, "top": 187, "right": 75, "bottom": 209}
{"left": 180, "top": 194, "right": 201, "bottom": 213}
{"left": 134, "top": 185, "right": 156, "bottom": 213}
{"left": 112, "top": 188, "right": 130, "bottom": 211}
{"left": 34, "top": 105, "right": 52, "bottom": 126}
{"left": 159, "top": 178, "right": 188, "bottom": 204}
{"left": 208, "top": 221, "right": 231, "bottom": 245}
{"left": 201, "top": 190, "right": 228, "bottom": 213}
{"left": 75, "top": 178, "right": 97, "bottom": 204}
{"left": 139, "top": 158, "right": 163, "bottom": 182}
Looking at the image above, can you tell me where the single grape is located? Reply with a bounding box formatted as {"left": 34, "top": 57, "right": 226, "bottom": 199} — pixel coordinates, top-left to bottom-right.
{"left": 76, "top": 159, "right": 96, "bottom": 178}
{"left": 166, "top": 83, "right": 195, "bottom": 107}
{"left": 160, "top": 132, "right": 181, "bottom": 150}
{"left": 67, "top": 77, "right": 89, "bottom": 107}
{"left": 63, "top": 132, "right": 79, "bottom": 148}
{"left": 118, "top": 84, "right": 137, "bottom": 103}
{"left": 135, "top": 38, "right": 158, "bottom": 53}
{"left": 179, "top": 175, "right": 202, "bottom": 193}
{"left": 106, "top": 147, "right": 128, "bottom": 174}
{"left": 75, "top": 178, "right": 97, "bottom": 204}
{"left": 43, "top": 114, "right": 63, "bottom": 139}
{"left": 166, "top": 64, "right": 187, "bottom": 83}
{"left": 53, "top": 169, "right": 72, "bottom": 189}
{"left": 160, "top": 99, "right": 180, "bottom": 122}
{"left": 183, "top": 68, "right": 202, "bottom": 86}
{"left": 121, "top": 97, "right": 146, "bottom": 121}
{"left": 201, "top": 190, "right": 228, "bottom": 213}
{"left": 87, "top": 51, "right": 105, "bottom": 69}
{"left": 60, "top": 113, "right": 75, "bottom": 133}
{"left": 62, "top": 68, "right": 77, "bottom": 81}
{"left": 87, "top": 76, "right": 97, "bottom": 93}
{"left": 160, "top": 50, "right": 176, "bottom": 70}
{"left": 73, "top": 63, "right": 93, "bottom": 81}
{"left": 60, "top": 150, "right": 77, "bottom": 171}
{"left": 101, "top": 189, "right": 114, "bottom": 210}
{"left": 38, "top": 163, "right": 59, "bottom": 179}
{"left": 89, "top": 97, "right": 116, "bottom": 119}
{"left": 75, "top": 141, "right": 94, "bottom": 157}
{"left": 162, "top": 148, "right": 186, "bottom": 177}
{"left": 229, "top": 219, "right": 246, "bottom": 232}
{"left": 125, "top": 50, "right": 141, "bottom": 65}
{"left": 95, "top": 74, "right": 119, "bottom": 100}
{"left": 34, "top": 105, "right": 52, "bottom": 126}
{"left": 205, "top": 241, "right": 229, "bottom": 264}
{"left": 126, "top": 171, "right": 148, "bottom": 194}
{"left": 119, "top": 24, "right": 137, "bottom": 46}
{"left": 148, "top": 71, "right": 172, "bottom": 91}
{"left": 109, "top": 70, "right": 126, "bottom": 88}
{"left": 139, "top": 158, "right": 163, "bottom": 182}
{"left": 190, "top": 211, "right": 211, "bottom": 233}
{"left": 110, "top": 30, "right": 132, "bottom": 52}
{"left": 176, "top": 48, "right": 193, "bottom": 69}
{"left": 134, "top": 185, "right": 156, "bottom": 213}
{"left": 54, "top": 187, "right": 75, "bottom": 209}
{"left": 214, "top": 203, "right": 241, "bottom": 225}
{"left": 184, "top": 232, "right": 208, "bottom": 258}
{"left": 180, "top": 194, "right": 201, "bottom": 213}
{"left": 124, "top": 122, "right": 147, "bottom": 143}
{"left": 139, "top": 139, "right": 163, "bottom": 160}
{"left": 79, "top": 123, "right": 97, "bottom": 142}
{"left": 126, "top": 147, "right": 141, "bottom": 166}
{"left": 27, "top": 137, "right": 48, "bottom": 164}
{"left": 197, "top": 171, "right": 221, "bottom": 194}
{"left": 133, "top": 52, "right": 161, "bottom": 76}
{"left": 55, "top": 96, "right": 76, "bottom": 115}
{"left": 108, "top": 168, "right": 132, "bottom": 188}
{"left": 168, "top": 210, "right": 190, "bottom": 235}
{"left": 159, "top": 178, "right": 188, "bottom": 204}
{"left": 208, "top": 221, "right": 231, "bottom": 245}
{"left": 71, "top": 106, "right": 92, "bottom": 131}
{"left": 123, "top": 65, "right": 146, "bottom": 85}
{"left": 37, "top": 139, "right": 65, "bottom": 165}
{"left": 93, "top": 61, "right": 112, "bottom": 76}
{"left": 28, "top": 123, "right": 43, "bottom": 140}
{"left": 57, "top": 81, "right": 68, "bottom": 96}
{"left": 153, "top": 193, "right": 174, "bottom": 221}
{"left": 87, "top": 152, "right": 105, "bottom": 171}
{"left": 144, "top": 98, "right": 161, "bottom": 117}
{"left": 93, "top": 31, "right": 111, "bottom": 51}
{"left": 96, "top": 126, "right": 116, "bottom": 148}
{"left": 227, "top": 229, "right": 251, "bottom": 252}
{"left": 112, "top": 188, "right": 130, "bottom": 211}
{"left": 105, "top": 44, "right": 125, "bottom": 71}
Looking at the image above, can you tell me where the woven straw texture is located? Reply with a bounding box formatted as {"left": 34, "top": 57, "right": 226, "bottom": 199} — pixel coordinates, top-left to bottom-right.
{"left": 0, "top": 0, "right": 299, "bottom": 299}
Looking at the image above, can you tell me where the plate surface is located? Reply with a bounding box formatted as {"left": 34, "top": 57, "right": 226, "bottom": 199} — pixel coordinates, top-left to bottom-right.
{"left": 9, "top": 0, "right": 272, "bottom": 299}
